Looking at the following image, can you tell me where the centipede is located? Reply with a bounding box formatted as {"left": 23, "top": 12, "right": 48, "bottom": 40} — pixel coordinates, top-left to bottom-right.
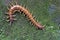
{"left": 5, "top": 0, "right": 44, "bottom": 30}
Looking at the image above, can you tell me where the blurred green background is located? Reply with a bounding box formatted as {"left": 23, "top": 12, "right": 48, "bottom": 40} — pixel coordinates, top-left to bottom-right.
{"left": 0, "top": 0, "right": 60, "bottom": 40}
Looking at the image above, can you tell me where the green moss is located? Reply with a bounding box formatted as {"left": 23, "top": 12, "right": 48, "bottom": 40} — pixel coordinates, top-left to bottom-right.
{"left": 0, "top": 0, "right": 60, "bottom": 40}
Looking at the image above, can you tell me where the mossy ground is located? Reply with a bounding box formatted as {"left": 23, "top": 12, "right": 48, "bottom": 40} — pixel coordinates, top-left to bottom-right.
{"left": 0, "top": 0, "right": 60, "bottom": 40}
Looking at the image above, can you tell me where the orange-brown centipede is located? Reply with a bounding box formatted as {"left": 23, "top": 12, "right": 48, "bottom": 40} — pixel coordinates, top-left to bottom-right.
{"left": 6, "top": 1, "right": 44, "bottom": 30}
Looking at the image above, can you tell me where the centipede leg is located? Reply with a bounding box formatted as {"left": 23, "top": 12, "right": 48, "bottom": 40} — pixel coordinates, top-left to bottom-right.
{"left": 13, "top": 18, "right": 17, "bottom": 21}
{"left": 14, "top": 0, "right": 18, "bottom": 5}
{"left": 6, "top": 20, "right": 10, "bottom": 22}
{"left": 12, "top": 15, "right": 16, "bottom": 17}
{"left": 6, "top": 16, "right": 10, "bottom": 19}
{"left": 5, "top": 12, "right": 9, "bottom": 15}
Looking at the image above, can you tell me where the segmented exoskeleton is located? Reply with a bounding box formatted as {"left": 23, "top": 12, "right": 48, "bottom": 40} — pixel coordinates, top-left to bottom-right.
{"left": 6, "top": 1, "right": 44, "bottom": 30}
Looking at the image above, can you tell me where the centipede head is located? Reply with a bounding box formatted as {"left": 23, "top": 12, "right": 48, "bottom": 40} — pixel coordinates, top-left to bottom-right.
{"left": 6, "top": 18, "right": 17, "bottom": 25}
